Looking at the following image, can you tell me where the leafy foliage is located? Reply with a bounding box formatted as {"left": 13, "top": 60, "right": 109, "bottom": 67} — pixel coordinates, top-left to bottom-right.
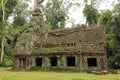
{"left": 83, "top": 5, "right": 99, "bottom": 26}
{"left": 0, "top": 0, "right": 17, "bottom": 64}
{"left": 111, "top": 3, "right": 120, "bottom": 68}
{"left": 108, "top": 54, "right": 120, "bottom": 69}
{"left": 111, "top": 3, "right": 120, "bottom": 69}
{"left": 0, "top": 0, "right": 17, "bottom": 22}
{"left": 41, "top": 0, "right": 80, "bottom": 29}
{"left": 98, "top": 10, "right": 114, "bottom": 57}
{"left": 98, "top": 10, "right": 113, "bottom": 28}
{"left": 13, "top": 15, "right": 26, "bottom": 28}
{"left": 104, "top": 3, "right": 120, "bottom": 69}
{"left": 42, "top": 0, "right": 67, "bottom": 29}
{"left": 0, "top": 0, "right": 29, "bottom": 66}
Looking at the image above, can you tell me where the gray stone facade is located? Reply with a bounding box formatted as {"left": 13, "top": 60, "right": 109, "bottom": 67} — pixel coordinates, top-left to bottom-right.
{"left": 12, "top": 1, "right": 108, "bottom": 71}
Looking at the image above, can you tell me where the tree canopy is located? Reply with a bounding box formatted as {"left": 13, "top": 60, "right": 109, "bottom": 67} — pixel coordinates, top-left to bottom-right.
{"left": 0, "top": 0, "right": 17, "bottom": 22}
{"left": 41, "top": 0, "right": 80, "bottom": 29}
{"left": 83, "top": 5, "right": 99, "bottom": 26}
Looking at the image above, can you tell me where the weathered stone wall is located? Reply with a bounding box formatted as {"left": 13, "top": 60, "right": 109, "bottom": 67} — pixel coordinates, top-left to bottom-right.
{"left": 13, "top": 7, "right": 47, "bottom": 56}
{"left": 13, "top": 53, "right": 107, "bottom": 71}
{"left": 12, "top": 0, "right": 107, "bottom": 71}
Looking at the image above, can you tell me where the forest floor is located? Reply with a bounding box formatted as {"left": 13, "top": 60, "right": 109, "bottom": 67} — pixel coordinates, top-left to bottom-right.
{"left": 0, "top": 67, "right": 120, "bottom": 80}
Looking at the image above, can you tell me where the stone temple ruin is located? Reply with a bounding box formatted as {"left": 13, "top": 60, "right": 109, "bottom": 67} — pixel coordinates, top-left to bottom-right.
{"left": 12, "top": 0, "right": 108, "bottom": 71}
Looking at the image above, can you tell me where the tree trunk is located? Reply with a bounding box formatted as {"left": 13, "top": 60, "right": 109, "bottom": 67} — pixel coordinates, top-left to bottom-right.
{"left": 0, "top": 0, "right": 5, "bottom": 63}
{"left": 1, "top": 36, "right": 4, "bottom": 63}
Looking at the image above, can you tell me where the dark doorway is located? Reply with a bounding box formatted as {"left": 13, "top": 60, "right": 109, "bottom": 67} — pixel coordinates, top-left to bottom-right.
{"left": 87, "top": 58, "right": 97, "bottom": 67}
{"left": 67, "top": 56, "right": 75, "bottom": 67}
{"left": 36, "top": 58, "right": 42, "bottom": 66}
{"left": 50, "top": 57, "right": 57, "bottom": 67}
{"left": 19, "top": 58, "right": 26, "bottom": 69}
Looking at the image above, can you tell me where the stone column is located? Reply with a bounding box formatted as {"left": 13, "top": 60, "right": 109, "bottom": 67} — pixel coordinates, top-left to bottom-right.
{"left": 57, "top": 55, "right": 61, "bottom": 68}
{"left": 46, "top": 56, "right": 50, "bottom": 68}
{"left": 79, "top": 54, "right": 83, "bottom": 71}
{"left": 76, "top": 54, "right": 81, "bottom": 71}
{"left": 31, "top": 57, "right": 36, "bottom": 67}
{"left": 62, "top": 55, "right": 67, "bottom": 69}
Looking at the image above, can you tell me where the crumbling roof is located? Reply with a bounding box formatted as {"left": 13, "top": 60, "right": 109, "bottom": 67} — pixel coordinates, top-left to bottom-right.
{"left": 32, "top": 26, "right": 106, "bottom": 54}
{"left": 13, "top": 26, "right": 106, "bottom": 55}
{"left": 39, "top": 26, "right": 105, "bottom": 43}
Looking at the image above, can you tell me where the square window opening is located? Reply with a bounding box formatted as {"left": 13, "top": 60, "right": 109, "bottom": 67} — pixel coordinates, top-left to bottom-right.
{"left": 50, "top": 57, "right": 57, "bottom": 67}
{"left": 35, "top": 58, "right": 42, "bottom": 67}
{"left": 87, "top": 58, "right": 97, "bottom": 67}
{"left": 67, "top": 56, "right": 75, "bottom": 67}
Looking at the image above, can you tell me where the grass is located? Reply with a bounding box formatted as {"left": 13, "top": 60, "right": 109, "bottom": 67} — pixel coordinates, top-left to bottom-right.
{"left": 0, "top": 67, "right": 120, "bottom": 80}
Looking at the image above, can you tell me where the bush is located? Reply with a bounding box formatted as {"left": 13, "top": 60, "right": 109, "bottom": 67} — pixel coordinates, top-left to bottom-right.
{"left": 0, "top": 57, "right": 12, "bottom": 67}
{"left": 108, "top": 54, "right": 120, "bottom": 69}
